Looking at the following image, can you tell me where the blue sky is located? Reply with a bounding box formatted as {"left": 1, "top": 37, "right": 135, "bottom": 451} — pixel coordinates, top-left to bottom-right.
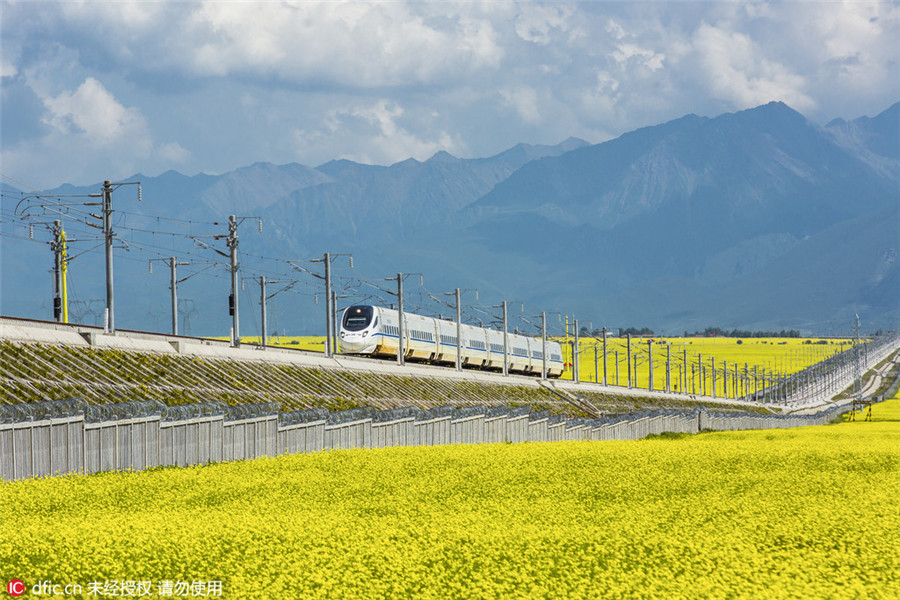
{"left": 2, "top": 1, "right": 898, "bottom": 189}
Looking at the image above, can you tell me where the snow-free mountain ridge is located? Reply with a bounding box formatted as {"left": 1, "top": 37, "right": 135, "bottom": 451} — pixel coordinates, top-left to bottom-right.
{"left": 2, "top": 102, "right": 897, "bottom": 335}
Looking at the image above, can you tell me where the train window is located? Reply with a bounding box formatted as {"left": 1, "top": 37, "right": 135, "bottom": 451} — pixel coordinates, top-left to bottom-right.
{"left": 343, "top": 306, "right": 373, "bottom": 331}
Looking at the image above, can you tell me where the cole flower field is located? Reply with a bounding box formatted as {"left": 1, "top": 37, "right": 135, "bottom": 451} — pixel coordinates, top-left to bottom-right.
{"left": 3, "top": 395, "right": 898, "bottom": 599}
{"left": 243, "top": 335, "right": 858, "bottom": 397}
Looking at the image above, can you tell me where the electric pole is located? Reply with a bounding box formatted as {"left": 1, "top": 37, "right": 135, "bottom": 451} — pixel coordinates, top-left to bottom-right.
{"left": 573, "top": 319, "right": 580, "bottom": 383}
{"left": 541, "top": 312, "right": 548, "bottom": 380}
{"left": 502, "top": 301, "right": 509, "bottom": 376}
{"left": 615, "top": 350, "right": 620, "bottom": 386}
{"left": 853, "top": 314, "right": 862, "bottom": 400}
{"left": 698, "top": 353, "right": 703, "bottom": 395}
{"left": 386, "top": 272, "right": 421, "bottom": 366}
{"left": 227, "top": 215, "right": 239, "bottom": 347}
{"left": 260, "top": 275, "right": 267, "bottom": 348}
{"left": 445, "top": 288, "right": 478, "bottom": 371}
{"left": 626, "top": 334, "right": 632, "bottom": 388}
{"left": 169, "top": 257, "right": 178, "bottom": 335}
{"left": 51, "top": 220, "right": 64, "bottom": 322}
{"left": 456, "top": 289, "right": 462, "bottom": 370}
{"left": 666, "top": 343, "right": 671, "bottom": 393}
{"left": 102, "top": 180, "right": 114, "bottom": 332}
{"left": 397, "top": 273, "right": 405, "bottom": 366}
{"left": 332, "top": 290, "right": 344, "bottom": 355}
{"left": 323, "top": 253, "right": 332, "bottom": 357}
{"left": 602, "top": 327, "right": 608, "bottom": 385}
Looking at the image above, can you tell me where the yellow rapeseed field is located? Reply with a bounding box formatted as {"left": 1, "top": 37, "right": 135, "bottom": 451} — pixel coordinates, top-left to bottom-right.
{"left": 560, "top": 337, "right": 857, "bottom": 395}
{"left": 4, "top": 399, "right": 897, "bottom": 599}
{"left": 250, "top": 334, "right": 856, "bottom": 399}
{"left": 216, "top": 335, "right": 326, "bottom": 353}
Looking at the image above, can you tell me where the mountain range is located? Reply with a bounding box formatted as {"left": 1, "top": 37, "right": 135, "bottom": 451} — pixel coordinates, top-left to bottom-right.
{"left": 2, "top": 101, "right": 897, "bottom": 336}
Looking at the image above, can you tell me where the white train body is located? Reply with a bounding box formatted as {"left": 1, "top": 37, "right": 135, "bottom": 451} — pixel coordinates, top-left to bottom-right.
{"left": 339, "top": 305, "right": 564, "bottom": 378}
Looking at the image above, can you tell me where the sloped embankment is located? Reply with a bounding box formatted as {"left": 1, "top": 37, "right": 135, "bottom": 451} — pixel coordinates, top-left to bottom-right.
{"left": 0, "top": 339, "right": 765, "bottom": 416}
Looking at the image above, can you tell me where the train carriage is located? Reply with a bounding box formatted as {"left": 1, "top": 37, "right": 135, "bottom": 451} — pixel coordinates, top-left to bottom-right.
{"left": 340, "top": 304, "right": 563, "bottom": 378}
{"left": 484, "top": 329, "right": 506, "bottom": 370}
{"left": 507, "top": 334, "right": 532, "bottom": 373}
{"left": 405, "top": 312, "right": 438, "bottom": 360}
{"left": 434, "top": 318, "right": 459, "bottom": 364}
{"left": 461, "top": 323, "right": 489, "bottom": 367}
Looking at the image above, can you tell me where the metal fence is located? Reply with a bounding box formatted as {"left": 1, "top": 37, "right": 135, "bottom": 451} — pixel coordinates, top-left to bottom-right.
{"left": 0, "top": 399, "right": 858, "bottom": 481}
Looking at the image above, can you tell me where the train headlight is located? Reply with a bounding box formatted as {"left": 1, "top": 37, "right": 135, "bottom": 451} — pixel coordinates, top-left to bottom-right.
{"left": 362, "top": 331, "right": 368, "bottom": 337}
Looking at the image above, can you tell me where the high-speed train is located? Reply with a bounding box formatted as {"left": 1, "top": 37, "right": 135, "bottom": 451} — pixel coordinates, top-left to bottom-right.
{"left": 339, "top": 305, "right": 564, "bottom": 377}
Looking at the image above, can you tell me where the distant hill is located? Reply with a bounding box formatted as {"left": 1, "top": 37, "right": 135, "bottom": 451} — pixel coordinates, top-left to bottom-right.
{"left": 451, "top": 101, "right": 899, "bottom": 332}
{"left": 1, "top": 103, "right": 896, "bottom": 336}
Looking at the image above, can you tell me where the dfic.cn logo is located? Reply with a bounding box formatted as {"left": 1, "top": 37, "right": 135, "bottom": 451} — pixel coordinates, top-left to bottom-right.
{"left": 7, "top": 580, "right": 25, "bottom": 597}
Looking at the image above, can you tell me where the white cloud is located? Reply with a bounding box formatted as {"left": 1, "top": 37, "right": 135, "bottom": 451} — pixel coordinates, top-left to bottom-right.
{"left": 612, "top": 43, "right": 665, "bottom": 72}
{"left": 159, "top": 142, "right": 190, "bottom": 163}
{"left": 809, "top": 1, "right": 899, "bottom": 91}
{"left": 499, "top": 86, "right": 541, "bottom": 124}
{"left": 183, "top": 1, "right": 503, "bottom": 87}
{"left": 42, "top": 77, "right": 148, "bottom": 146}
{"left": 515, "top": 4, "right": 573, "bottom": 45}
{"left": 606, "top": 19, "right": 627, "bottom": 41}
{"left": 691, "top": 23, "right": 815, "bottom": 112}
{"left": 2, "top": 76, "right": 190, "bottom": 187}
{"left": 2, "top": 0, "right": 898, "bottom": 188}
{"left": 1, "top": 55, "right": 18, "bottom": 78}
{"left": 293, "top": 99, "right": 463, "bottom": 166}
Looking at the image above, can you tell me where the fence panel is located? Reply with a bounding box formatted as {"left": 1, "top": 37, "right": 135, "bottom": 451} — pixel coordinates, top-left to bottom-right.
{"left": 279, "top": 421, "right": 325, "bottom": 455}
{"left": 3, "top": 395, "right": 880, "bottom": 482}
{"left": 0, "top": 427, "right": 14, "bottom": 480}
{"left": 30, "top": 423, "right": 51, "bottom": 477}
{"left": 416, "top": 418, "right": 450, "bottom": 446}
{"left": 528, "top": 419, "right": 548, "bottom": 443}
{"left": 506, "top": 416, "right": 528, "bottom": 443}
{"left": 451, "top": 416, "right": 485, "bottom": 445}
{"left": 484, "top": 417, "right": 507, "bottom": 444}
{"left": 7, "top": 424, "right": 34, "bottom": 478}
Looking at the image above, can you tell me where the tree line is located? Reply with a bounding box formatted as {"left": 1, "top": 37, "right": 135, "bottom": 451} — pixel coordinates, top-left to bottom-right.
{"left": 576, "top": 326, "right": 802, "bottom": 338}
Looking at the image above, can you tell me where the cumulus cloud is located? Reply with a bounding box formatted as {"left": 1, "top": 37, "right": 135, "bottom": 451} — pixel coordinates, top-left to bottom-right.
{"left": 515, "top": 4, "right": 573, "bottom": 45}
{"left": 42, "top": 78, "right": 149, "bottom": 146}
{"left": 1, "top": 58, "right": 18, "bottom": 78}
{"left": 809, "top": 1, "right": 899, "bottom": 92}
{"left": 292, "top": 99, "right": 463, "bottom": 166}
{"left": 2, "top": 76, "right": 189, "bottom": 187}
{"left": 606, "top": 19, "right": 627, "bottom": 41}
{"left": 691, "top": 23, "right": 815, "bottom": 112}
{"left": 159, "top": 142, "right": 191, "bottom": 163}
{"left": 499, "top": 87, "right": 541, "bottom": 124}
{"left": 181, "top": 2, "right": 505, "bottom": 87}
{"left": 612, "top": 43, "right": 665, "bottom": 72}
{"left": 1, "top": 0, "right": 897, "bottom": 188}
